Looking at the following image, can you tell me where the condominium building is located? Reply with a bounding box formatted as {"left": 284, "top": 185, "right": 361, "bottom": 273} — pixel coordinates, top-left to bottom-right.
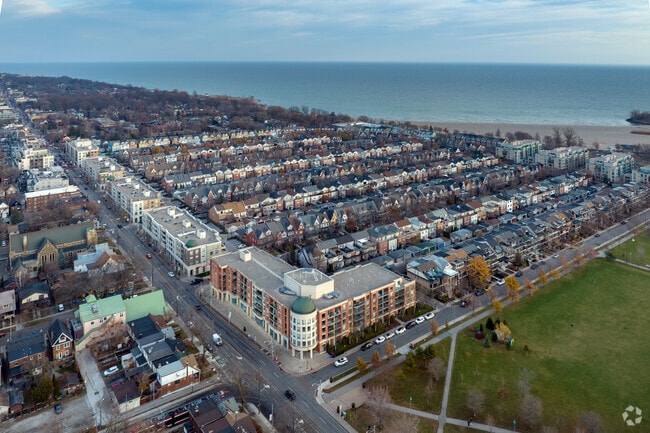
{"left": 65, "top": 138, "right": 100, "bottom": 167}
{"left": 535, "top": 146, "right": 589, "bottom": 171}
{"left": 629, "top": 165, "right": 650, "bottom": 185}
{"left": 586, "top": 152, "right": 636, "bottom": 183}
{"left": 106, "top": 177, "right": 162, "bottom": 223}
{"left": 142, "top": 206, "right": 223, "bottom": 277}
{"left": 24, "top": 185, "right": 83, "bottom": 213}
{"left": 209, "top": 247, "right": 417, "bottom": 359}
{"left": 496, "top": 140, "right": 542, "bottom": 164}
{"left": 81, "top": 157, "right": 126, "bottom": 191}
{"left": 15, "top": 145, "right": 54, "bottom": 170}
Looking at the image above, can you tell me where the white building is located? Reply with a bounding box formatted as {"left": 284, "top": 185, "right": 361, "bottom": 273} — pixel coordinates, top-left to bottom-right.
{"left": 81, "top": 157, "right": 126, "bottom": 191}
{"left": 496, "top": 140, "right": 542, "bottom": 164}
{"left": 142, "top": 206, "right": 224, "bottom": 277}
{"left": 586, "top": 152, "right": 636, "bottom": 183}
{"left": 106, "top": 177, "right": 162, "bottom": 223}
{"left": 65, "top": 138, "right": 99, "bottom": 167}
{"left": 535, "top": 146, "right": 589, "bottom": 171}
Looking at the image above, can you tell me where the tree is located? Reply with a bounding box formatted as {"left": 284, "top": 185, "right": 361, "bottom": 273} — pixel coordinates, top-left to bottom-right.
{"left": 52, "top": 375, "right": 60, "bottom": 398}
{"left": 367, "top": 386, "right": 392, "bottom": 427}
{"left": 356, "top": 357, "right": 368, "bottom": 373}
{"left": 430, "top": 319, "right": 439, "bottom": 336}
{"left": 505, "top": 275, "right": 520, "bottom": 293}
{"left": 385, "top": 342, "right": 395, "bottom": 358}
{"left": 506, "top": 286, "right": 520, "bottom": 303}
{"left": 492, "top": 299, "right": 503, "bottom": 314}
{"left": 520, "top": 393, "right": 543, "bottom": 427}
{"left": 467, "top": 256, "right": 491, "bottom": 290}
{"left": 537, "top": 270, "right": 548, "bottom": 285}
{"left": 486, "top": 317, "right": 495, "bottom": 331}
{"left": 549, "top": 269, "right": 561, "bottom": 280}
{"left": 523, "top": 279, "right": 538, "bottom": 295}
{"left": 563, "top": 127, "right": 578, "bottom": 147}
{"left": 371, "top": 350, "right": 382, "bottom": 367}
{"left": 466, "top": 389, "right": 485, "bottom": 417}
{"left": 578, "top": 411, "right": 605, "bottom": 433}
{"left": 32, "top": 374, "right": 54, "bottom": 403}
{"left": 384, "top": 412, "right": 419, "bottom": 433}
{"left": 427, "top": 357, "right": 445, "bottom": 382}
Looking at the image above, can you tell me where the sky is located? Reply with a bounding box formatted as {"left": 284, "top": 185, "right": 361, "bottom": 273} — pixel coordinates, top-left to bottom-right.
{"left": 0, "top": 0, "right": 649, "bottom": 65}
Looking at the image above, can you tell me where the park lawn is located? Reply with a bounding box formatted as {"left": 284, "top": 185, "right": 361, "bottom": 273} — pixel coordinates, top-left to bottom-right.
{"left": 346, "top": 406, "right": 438, "bottom": 433}
{"left": 365, "top": 337, "right": 451, "bottom": 414}
{"left": 608, "top": 229, "right": 650, "bottom": 267}
{"left": 447, "top": 258, "right": 650, "bottom": 432}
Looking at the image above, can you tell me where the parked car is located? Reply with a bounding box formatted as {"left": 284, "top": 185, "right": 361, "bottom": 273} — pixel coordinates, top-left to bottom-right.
{"left": 360, "top": 341, "right": 374, "bottom": 351}
{"left": 374, "top": 335, "right": 386, "bottom": 344}
{"left": 424, "top": 311, "right": 435, "bottom": 320}
{"left": 54, "top": 403, "right": 62, "bottom": 414}
{"left": 385, "top": 331, "right": 396, "bottom": 340}
{"left": 285, "top": 389, "right": 296, "bottom": 401}
{"left": 515, "top": 271, "right": 523, "bottom": 277}
{"left": 58, "top": 304, "right": 64, "bottom": 312}
{"left": 530, "top": 263, "right": 538, "bottom": 270}
{"left": 497, "top": 279, "right": 505, "bottom": 286}
{"left": 621, "top": 220, "right": 627, "bottom": 225}
{"left": 191, "top": 279, "right": 202, "bottom": 285}
{"left": 395, "top": 326, "right": 406, "bottom": 334}
{"left": 474, "top": 289, "right": 485, "bottom": 297}
{"left": 334, "top": 357, "right": 348, "bottom": 367}
{"left": 146, "top": 253, "right": 152, "bottom": 259}
{"left": 168, "top": 271, "right": 175, "bottom": 277}
{"left": 103, "top": 366, "right": 119, "bottom": 377}
{"left": 594, "top": 233, "right": 601, "bottom": 238}
{"left": 405, "top": 321, "right": 417, "bottom": 329}
{"left": 552, "top": 254, "right": 559, "bottom": 259}
{"left": 460, "top": 300, "right": 469, "bottom": 307}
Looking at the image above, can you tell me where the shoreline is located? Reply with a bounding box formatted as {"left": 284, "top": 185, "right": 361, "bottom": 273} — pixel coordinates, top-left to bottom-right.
{"left": 415, "top": 122, "right": 650, "bottom": 147}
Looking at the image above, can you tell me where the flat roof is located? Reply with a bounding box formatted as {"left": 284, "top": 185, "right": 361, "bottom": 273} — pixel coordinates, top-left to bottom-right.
{"left": 145, "top": 205, "right": 222, "bottom": 247}
{"left": 213, "top": 248, "right": 294, "bottom": 293}
{"left": 110, "top": 176, "right": 161, "bottom": 202}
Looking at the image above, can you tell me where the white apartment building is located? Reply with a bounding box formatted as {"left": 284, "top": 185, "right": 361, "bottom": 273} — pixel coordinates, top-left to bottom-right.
{"left": 142, "top": 206, "right": 223, "bottom": 277}
{"left": 16, "top": 145, "right": 54, "bottom": 170}
{"left": 535, "top": 146, "right": 589, "bottom": 171}
{"left": 586, "top": 152, "right": 636, "bottom": 183}
{"left": 106, "top": 177, "right": 162, "bottom": 223}
{"left": 496, "top": 140, "right": 542, "bottom": 164}
{"left": 629, "top": 165, "right": 650, "bottom": 185}
{"left": 65, "top": 138, "right": 100, "bottom": 167}
{"left": 82, "top": 156, "right": 126, "bottom": 191}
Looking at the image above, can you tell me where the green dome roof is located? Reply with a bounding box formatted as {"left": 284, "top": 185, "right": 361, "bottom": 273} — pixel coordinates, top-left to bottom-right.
{"left": 186, "top": 239, "right": 198, "bottom": 248}
{"left": 291, "top": 296, "right": 316, "bottom": 314}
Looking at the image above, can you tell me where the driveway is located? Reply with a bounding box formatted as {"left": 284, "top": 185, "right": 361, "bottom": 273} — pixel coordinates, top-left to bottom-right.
{"left": 0, "top": 394, "right": 92, "bottom": 433}
{"left": 77, "top": 348, "right": 114, "bottom": 428}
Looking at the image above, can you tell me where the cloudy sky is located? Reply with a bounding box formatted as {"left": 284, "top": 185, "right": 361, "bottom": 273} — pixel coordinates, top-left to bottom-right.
{"left": 1, "top": 0, "right": 649, "bottom": 65}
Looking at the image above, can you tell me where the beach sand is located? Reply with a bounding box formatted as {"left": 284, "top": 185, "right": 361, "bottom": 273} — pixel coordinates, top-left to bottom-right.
{"left": 419, "top": 122, "right": 650, "bottom": 147}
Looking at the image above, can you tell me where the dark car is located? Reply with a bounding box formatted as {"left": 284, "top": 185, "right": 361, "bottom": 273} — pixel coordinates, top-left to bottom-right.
{"left": 621, "top": 220, "right": 627, "bottom": 225}
{"left": 360, "top": 341, "right": 374, "bottom": 351}
{"left": 194, "top": 303, "right": 202, "bottom": 311}
{"left": 405, "top": 321, "right": 417, "bottom": 329}
{"left": 515, "top": 271, "right": 523, "bottom": 277}
{"left": 474, "top": 289, "right": 485, "bottom": 296}
{"left": 117, "top": 223, "right": 123, "bottom": 229}
{"left": 285, "top": 389, "right": 296, "bottom": 401}
{"left": 530, "top": 263, "right": 538, "bottom": 270}
{"left": 54, "top": 403, "right": 62, "bottom": 414}
{"left": 191, "top": 279, "right": 202, "bottom": 285}
{"left": 594, "top": 233, "right": 601, "bottom": 238}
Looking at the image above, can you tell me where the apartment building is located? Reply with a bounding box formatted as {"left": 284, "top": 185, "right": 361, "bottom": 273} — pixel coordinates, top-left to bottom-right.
{"left": 106, "top": 176, "right": 162, "bottom": 223}
{"left": 15, "top": 145, "right": 54, "bottom": 170}
{"left": 81, "top": 156, "right": 126, "bottom": 191}
{"left": 586, "top": 152, "right": 636, "bottom": 183}
{"left": 496, "top": 140, "right": 542, "bottom": 164}
{"left": 629, "top": 165, "right": 650, "bottom": 185}
{"left": 65, "top": 138, "right": 99, "bottom": 167}
{"left": 535, "top": 146, "right": 589, "bottom": 171}
{"left": 209, "top": 247, "right": 416, "bottom": 359}
{"left": 142, "top": 206, "right": 223, "bottom": 277}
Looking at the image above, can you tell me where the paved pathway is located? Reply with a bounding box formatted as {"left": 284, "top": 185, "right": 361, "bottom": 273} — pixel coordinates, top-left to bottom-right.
{"left": 436, "top": 331, "right": 456, "bottom": 433}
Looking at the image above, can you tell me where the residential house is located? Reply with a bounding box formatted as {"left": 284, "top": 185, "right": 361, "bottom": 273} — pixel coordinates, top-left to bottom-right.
{"left": 48, "top": 319, "right": 74, "bottom": 366}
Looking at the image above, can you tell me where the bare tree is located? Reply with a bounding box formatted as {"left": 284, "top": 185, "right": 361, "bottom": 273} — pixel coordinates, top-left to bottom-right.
{"left": 563, "top": 127, "right": 578, "bottom": 147}
{"left": 384, "top": 411, "right": 419, "bottom": 433}
{"left": 466, "top": 389, "right": 485, "bottom": 417}
{"left": 520, "top": 393, "right": 543, "bottom": 427}
{"left": 367, "top": 385, "right": 392, "bottom": 427}
{"left": 427, "top": 357, "right": 445, "bottom": 382}
{"left": 430, "top": 319, "right": 439, "bottom": 336}
{"left": 578, "top": 411, "right": 605, "bottom": 433}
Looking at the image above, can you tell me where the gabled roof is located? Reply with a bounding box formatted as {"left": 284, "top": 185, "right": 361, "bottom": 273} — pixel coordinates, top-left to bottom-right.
{"left": 10, "top": 221, "right": 94, "bottom": 253}
{"left": 123, "top": 291, "right": 167, "bottom": 322}
{"left": 48, "top": 319, "right": 72, "bottom": 345}
{"left": 77, "top": 294, "right": 126, "bottom": 324}
{"left": 7, "top": 333, "right": 46, "bottom": 363}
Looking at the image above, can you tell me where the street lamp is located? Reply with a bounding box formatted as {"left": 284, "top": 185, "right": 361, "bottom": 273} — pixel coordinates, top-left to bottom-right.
{"left": 513, "top": 419, "right": 517, "bottom": 432}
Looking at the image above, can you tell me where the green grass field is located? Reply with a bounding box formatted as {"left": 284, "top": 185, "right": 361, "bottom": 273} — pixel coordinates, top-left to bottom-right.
{"left": 608, "top": 229, "right": 650, "bottom": 267}
{"left": 447, "top": 258, "right": 650, "bottom": 432}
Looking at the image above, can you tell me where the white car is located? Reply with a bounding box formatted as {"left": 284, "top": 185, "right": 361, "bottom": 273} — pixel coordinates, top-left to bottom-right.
{"left": 552, "top": 254, "right": 559, "bottom": 259}
{"left": 168, "top": 271, "right": 175, "bottom": 277}
{"left": 374, "top": 335, "right": 386, "bottom": 344}
{"left": 415, "top": 316, "right": 425, "bottom": 325}
{"left": 103, "top": 366, "right": 119, "bottom": 377}
{"left": 424, "top": 311, "right": 435, "bottom": 320}
{"left": 395, "top": 326, "right": 406, "bottom": 334}
{"left": 334, "top": 356, "right": 348, "bottom": 367}
{"left": 497, "top": 279, "right": 505, "bottom": 286}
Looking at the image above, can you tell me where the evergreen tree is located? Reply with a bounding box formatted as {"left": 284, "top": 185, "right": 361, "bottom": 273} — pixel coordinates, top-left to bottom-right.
{"left": 486, "top": 317, "right": 495, "bottom": 331}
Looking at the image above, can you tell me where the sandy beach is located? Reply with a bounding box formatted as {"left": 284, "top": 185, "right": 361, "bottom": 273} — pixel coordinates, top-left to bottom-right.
{"left": 421, "top": 122, "right": 650, "bottom": 147}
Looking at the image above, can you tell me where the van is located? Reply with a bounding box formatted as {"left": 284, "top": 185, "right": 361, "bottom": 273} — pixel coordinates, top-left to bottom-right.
{"left": 212, "top": 333, "right": 223, "bottom": 346}
{"left": 58, "top": 304, "right": 64, "bottom": 312}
